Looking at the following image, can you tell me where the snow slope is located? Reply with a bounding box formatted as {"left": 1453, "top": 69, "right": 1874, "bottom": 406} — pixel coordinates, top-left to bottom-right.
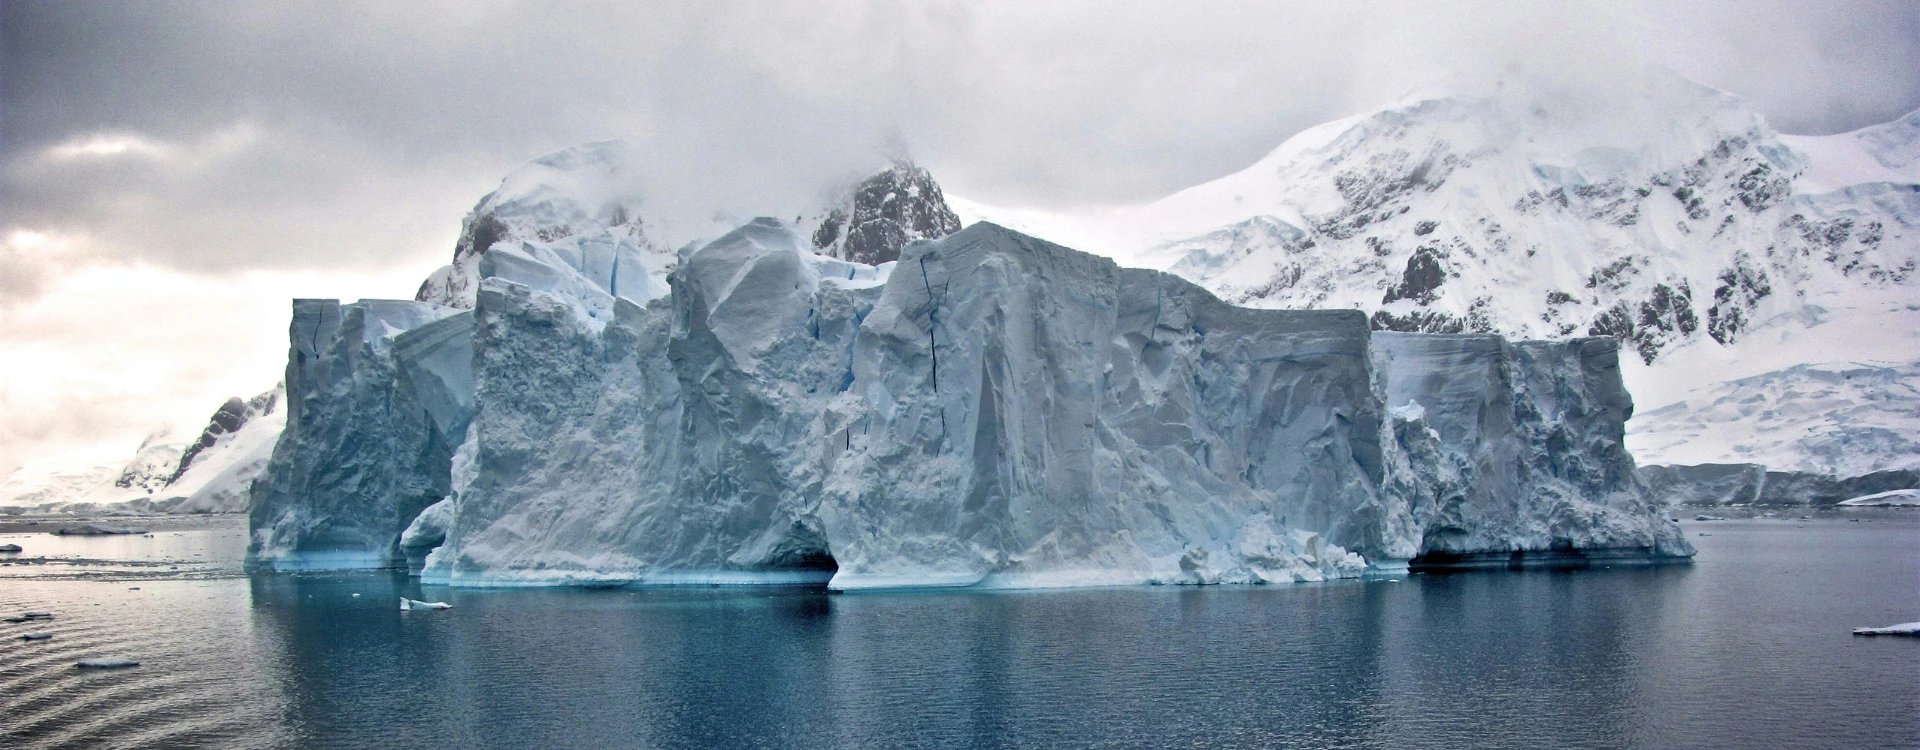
{"left": 1, "top": 387, "right": 284, "bottom": 514}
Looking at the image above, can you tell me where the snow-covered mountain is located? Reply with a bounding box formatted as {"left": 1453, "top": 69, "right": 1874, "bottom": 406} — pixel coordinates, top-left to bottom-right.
{"left": 1, "top": 386, "right": 283, "bottom": 514}
{"left": 960, "top": 73, "right": 1920, "bottom": 495}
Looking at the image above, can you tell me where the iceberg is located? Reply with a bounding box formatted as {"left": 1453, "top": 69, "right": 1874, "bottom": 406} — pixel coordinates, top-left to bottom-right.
{"left": 1837, "top": 489, "right": 1920, "bottom": 507}
{"left": 1852, "top": 621, "right": 1920, "bottom": 636}
{"left": 52, "top": 524, "right": 147, "bottom": 536}
{"left": 247, "top": 149, "right": 1690, "bottom": 590}
{"left": 400, "top": 598, "right": 452, "bottom": 611}
{"left": 75, "top": 659, "right": 140, "bottom": 669}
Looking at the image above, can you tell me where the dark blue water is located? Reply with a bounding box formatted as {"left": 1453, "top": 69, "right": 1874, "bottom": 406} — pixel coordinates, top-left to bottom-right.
{"left": 3, "top": 512, "right": 1916, "bottom": 749}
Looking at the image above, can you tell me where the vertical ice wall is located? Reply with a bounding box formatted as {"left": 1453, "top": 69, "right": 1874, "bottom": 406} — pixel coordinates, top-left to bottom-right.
{"left": 247, "top": 300, "right": 470, "bottom": 570}
{"left": 419, "top": 219, "right": 881, "bottom": 585}
{"left": 822, "top": 225, "right": 1386, "bottom": 588}
{"left": 1373, "top": 333, "right": 1693, "bottom": 566}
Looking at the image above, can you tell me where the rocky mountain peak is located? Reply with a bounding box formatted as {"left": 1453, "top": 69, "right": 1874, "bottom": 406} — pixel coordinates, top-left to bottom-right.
{"left": 811, "top": 161, "right": 963, "bottom": 265}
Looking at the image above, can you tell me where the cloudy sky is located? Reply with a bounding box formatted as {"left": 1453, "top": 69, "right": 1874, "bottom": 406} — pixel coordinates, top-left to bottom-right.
{"left": 3, "top": 0, "right": 1919, "bottom": 474}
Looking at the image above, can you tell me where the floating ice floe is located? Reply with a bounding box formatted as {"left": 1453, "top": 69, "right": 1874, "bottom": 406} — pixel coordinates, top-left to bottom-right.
{"left": 21, "top": 632, "right": 51, "bottom": 641}
{"left": 75, "top": 659, "right": 140, "bottom": 669}
{"left": 51, "top": 524, "right": 148, "bottom": 536}
{"left": 1852, "top": 621, "right": 1920, "bottom": 636}
{"left": 1837, "top": 489, "right": 1920, "bottom": 507}
{"left": 1694, "top": 515, "right": 1727, "bottom": 521}
{"left": 0, "top": 544, "right": 21, "bottom": 552}
{"left": 22, "top": 612, "right": 53, "bottom": 619}
{"left": 399, "top": 598, "right": 452, "bottom": 611}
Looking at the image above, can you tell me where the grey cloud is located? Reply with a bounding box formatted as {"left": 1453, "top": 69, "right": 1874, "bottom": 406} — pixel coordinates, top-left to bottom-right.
{"left": 2, "top": 0, "right": 1917, "bottom": 288}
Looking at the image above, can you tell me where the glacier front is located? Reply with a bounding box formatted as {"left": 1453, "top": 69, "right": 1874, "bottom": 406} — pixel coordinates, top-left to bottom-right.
{"left": 248, "top": 208, "right": 1689, "bottom": 586}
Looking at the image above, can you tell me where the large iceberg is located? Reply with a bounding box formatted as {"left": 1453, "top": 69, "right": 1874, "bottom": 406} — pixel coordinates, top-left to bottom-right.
{"left": 246, "top": 146, "right": 1689, "bottom": 587}
{"left": 250, "top": 227, "right": 1688, "bottom": 586}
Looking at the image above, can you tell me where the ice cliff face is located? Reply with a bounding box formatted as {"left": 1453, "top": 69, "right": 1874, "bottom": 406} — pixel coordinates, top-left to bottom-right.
{"left": 821, "top": 230, "right": 1389, "bottom": 588}
{"left": 247, "top": 300, "right": 469, "bottom": 569}
{"left": 252, "top": 197, "right": 1687, "bottom": 584}
{"left": 419, "top": 219, "right": 881, "bottom": 584}
{"left": 1376, "top": 334, "right": 1690, "bottom": 563}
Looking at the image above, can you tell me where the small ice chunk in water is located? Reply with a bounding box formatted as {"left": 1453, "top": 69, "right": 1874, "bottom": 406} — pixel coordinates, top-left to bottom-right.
{"left": 1852, "top": 621, "right": 1920, "bottom": 636}
{"left": 0, "top": 544, "right": 21, "bottom": 552}
{"left": 400, "top": 598, "right": 452, "bottom": 611}
{"left": 22, "top": 612, "right": 53, "bottom": 619}
{"left": 21, "top": 632, "right": 51, "bottom": 641}
{"left": 351, "top": 593, "right": 361, "bottom": 598}
{"left": 76, "top": 659, "right": 140, "bottom": 669}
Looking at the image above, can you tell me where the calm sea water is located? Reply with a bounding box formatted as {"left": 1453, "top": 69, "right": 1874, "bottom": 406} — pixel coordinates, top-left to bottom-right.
{"left": 2, "top": 512, "right": 1915, "bottom": 749}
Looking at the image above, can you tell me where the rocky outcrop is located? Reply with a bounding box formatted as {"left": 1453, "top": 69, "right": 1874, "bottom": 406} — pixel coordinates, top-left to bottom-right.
{"left": 811, "top": 162, "right": 963, "bottom": 265}
{"left": 168, "top": 390, "right": 277, "bottom": 486}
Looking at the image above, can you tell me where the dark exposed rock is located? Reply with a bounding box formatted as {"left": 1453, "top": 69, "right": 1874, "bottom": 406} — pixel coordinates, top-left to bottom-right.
{"left": 166, "top": 392, "right": 272, "bottom": 486}
{"left": 1584, "top": 256, "right": 1640, "bottom": 293}
{"left": 1317, "top": 147, "right": 1461, "bottom": 238}
{"left": 1734, "top": 163, "right": 1791, "bottom": 212}
{"left": 813, "top": 162, "right": 962, "bottom": 265}
{"left": 1706, "top": 253, "right": 1772, "bottom": 344}
{"left": 1382, "top": 244, "right": 1449, "bottom": 305}
{"left": 1370, "top": 309, "right": 1465, "bottom": 334}
{"left": 1587, "top": 282, "right": 1697, "bottom": 364}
